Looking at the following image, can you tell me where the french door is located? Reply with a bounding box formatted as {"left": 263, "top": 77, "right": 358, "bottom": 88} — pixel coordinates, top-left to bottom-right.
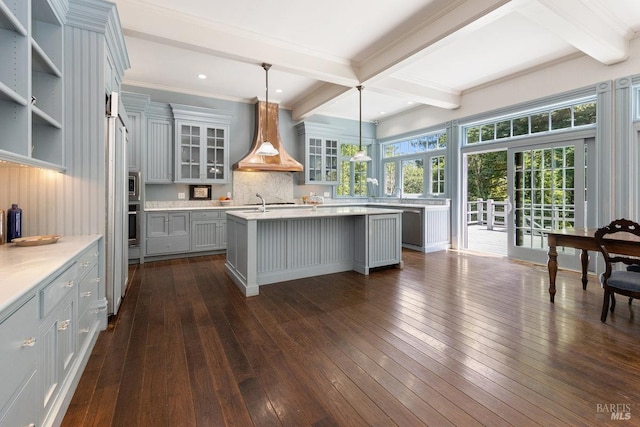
{"left": 507, "top": 139, "right": 586, "bottom": 267}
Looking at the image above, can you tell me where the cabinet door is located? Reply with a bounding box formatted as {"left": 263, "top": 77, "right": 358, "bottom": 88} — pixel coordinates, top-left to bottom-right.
{"left": 175, "top": 121, "right": 229, "bottom": 183}
{"left": 305, "top": 136, "right": 338, "bottom": 184}
{"left": 146, "top": 118, "right": 173, "bottom": 183}
{"left": 204, "top": 125, "right": 227, "bottom": 181}
{"left": 39, "top": 292, "right": 76, "bottom": 422}
{"left": 147, "top": 213, "right": 169, "bottom": 237}
{"left": 0, "top": 297, "right": 37, "bottom": 413}
{"left": 191, "top": 219, "right": 225, "bottom": 251}
{"left": 169, "top": 212, "right": 190, "bottom": 236}
{"left": 126, "top": 111, "right": 142, "bottom": 171}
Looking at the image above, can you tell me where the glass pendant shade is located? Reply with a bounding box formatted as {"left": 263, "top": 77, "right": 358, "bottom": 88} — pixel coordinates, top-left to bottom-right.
{"left": 256, "top": 141, "right": 279, "bottom": 156}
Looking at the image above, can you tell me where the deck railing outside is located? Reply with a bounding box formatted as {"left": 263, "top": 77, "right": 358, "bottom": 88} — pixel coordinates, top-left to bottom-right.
{"left": 467, "top": 198, "right": 508, "bottom": 230}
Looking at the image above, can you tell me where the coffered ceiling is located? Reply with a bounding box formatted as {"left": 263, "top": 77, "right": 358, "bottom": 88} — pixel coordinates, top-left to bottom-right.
{"left": 113, "top": 0, "right": 640, "bottom": 122}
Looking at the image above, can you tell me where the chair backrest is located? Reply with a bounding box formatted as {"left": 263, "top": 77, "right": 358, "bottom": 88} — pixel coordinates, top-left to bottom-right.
{"left": 594, "top": 219, "right": 640, "bottom": 280}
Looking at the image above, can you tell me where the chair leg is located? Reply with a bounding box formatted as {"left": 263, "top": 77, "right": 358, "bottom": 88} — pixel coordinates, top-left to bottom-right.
{"left": 611, "top": 293, "right": 616, "bottom": 312}
{"left": 629, "top": 297, "right": 633, "bottom": 306}
{"left": 602, "top": 289, "right": 611, "bottom": 322}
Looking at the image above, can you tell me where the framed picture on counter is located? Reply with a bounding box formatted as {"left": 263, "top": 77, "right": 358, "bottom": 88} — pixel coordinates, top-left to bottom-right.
{"left": 189, "top": 185, "right": 212, "bottom": 200}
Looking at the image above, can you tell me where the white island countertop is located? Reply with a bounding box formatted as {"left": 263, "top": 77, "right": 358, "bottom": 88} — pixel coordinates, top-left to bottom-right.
{"left": 226, "top": 206, "right": 402, "bottom": 220}
{"left": 0, "top": 235, "right": 101, "bottom": 312}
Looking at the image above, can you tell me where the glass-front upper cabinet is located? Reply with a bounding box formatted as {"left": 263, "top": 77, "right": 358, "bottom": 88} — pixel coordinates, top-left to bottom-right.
{"left": 171, "top": 104, "right": 231, "bottom": 183}
{"left": 296, "top": 122, "right": 340, "bottom": 185}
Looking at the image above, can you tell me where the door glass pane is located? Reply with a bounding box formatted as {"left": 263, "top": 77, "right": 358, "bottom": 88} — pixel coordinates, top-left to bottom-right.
{"left": 180, "top": 124, "right": 200, "bottom": 180}
{"left": 513, "top": 145, "right": 576, "bottom": 250}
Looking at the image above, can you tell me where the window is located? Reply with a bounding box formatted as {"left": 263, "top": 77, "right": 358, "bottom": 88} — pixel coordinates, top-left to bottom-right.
{"left": 464, "top": 100, "right": 596, "bottom": 145}
{"left": 337, "top": 143, "right": 368, "bottom": 197}
{"left": 402, "top": 159, "right": 424, "bottom": 197}
{"left": 431, "top": 156, "right": 445, "bottom": 194}
{"left": 381, "top": 130, "right": 446, "bottom": 198}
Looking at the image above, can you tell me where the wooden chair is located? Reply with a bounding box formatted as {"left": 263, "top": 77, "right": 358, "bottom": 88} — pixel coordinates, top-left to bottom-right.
{"left": 594, "top": 219, "right": 640, "bottom": 322}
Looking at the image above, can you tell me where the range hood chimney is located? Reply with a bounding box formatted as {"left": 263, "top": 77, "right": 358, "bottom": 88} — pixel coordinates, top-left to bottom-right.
{"left": 233, "top": 100, "right": 303, "bottom": 172}
{"left": 233, "top": 64, "right": 303, "bottom": 172}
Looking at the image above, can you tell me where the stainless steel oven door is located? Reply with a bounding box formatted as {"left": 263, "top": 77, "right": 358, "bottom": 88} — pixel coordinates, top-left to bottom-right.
{"left": 128, "top": 204, "right": 140, "bottom": 246}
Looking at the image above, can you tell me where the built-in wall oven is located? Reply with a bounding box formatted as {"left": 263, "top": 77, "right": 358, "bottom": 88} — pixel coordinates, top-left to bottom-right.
{"left": 128, "top": 203, "right": 140, "bottom": 246}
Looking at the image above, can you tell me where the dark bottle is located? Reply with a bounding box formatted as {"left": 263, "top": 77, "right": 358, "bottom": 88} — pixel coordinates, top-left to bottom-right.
{"left": 7, "top": 204, "right": 22, "bottom": 242}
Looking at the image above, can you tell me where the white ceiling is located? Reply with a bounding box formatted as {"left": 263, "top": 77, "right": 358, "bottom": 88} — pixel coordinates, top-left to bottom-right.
{"left": 114, "top": 0, "right": 640, "bottom": 122}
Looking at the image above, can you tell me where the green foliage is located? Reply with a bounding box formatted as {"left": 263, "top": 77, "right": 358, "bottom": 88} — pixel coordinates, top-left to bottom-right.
{"left": 467, "top": 151, "right": 507, "bottom": 200}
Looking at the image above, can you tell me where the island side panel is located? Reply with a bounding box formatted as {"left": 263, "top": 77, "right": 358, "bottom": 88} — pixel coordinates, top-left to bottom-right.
{"left": 225, "top": 216, "right": 259, "bottom": 296}
{"left": 255, "top": 216, "right": 355, "bottom": 286}
{"left": 368, "top": 213, "right": 402, "bottom": 268}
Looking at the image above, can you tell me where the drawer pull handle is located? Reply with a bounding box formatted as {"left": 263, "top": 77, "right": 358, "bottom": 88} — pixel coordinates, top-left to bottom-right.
{"left": 81, "top": 261, "right": 91, "bottom": 267}
{"left": 64, "top": 280, "right": 74, "bottom": 288}
{"left": 58, "top": 320, "right": 71, "bottom": 331}
{"left": 81, "top": 291, "right": 92, "bottom": 297}
{"left": 22, "top": 337, "right": 37, "bottom": 347}
{"left": 28, "top": 423, "right": 36, "bottom": 427}
{"left": 80, "top": 328, "right": 90, "bottom": 334}
{"left": 91, "top": 278, "right": 101, "bottom": 283}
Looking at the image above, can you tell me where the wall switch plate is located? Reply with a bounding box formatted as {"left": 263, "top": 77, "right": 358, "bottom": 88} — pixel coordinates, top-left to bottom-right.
{"left": 323, "top": 192, "right": 330, "bottom": 197}
{"left": 178, "top": 192, "right": 185, "bottom": 199}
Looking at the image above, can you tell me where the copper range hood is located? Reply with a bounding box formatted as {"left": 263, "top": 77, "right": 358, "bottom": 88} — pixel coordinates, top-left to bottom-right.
{"left": 233, "top": 99, "right": 303, "bottom": 172}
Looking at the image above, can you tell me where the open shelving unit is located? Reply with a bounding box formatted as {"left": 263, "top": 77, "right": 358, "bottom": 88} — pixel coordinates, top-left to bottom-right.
{"left": 0, "top": 0, "right": 64, "bottom": 170}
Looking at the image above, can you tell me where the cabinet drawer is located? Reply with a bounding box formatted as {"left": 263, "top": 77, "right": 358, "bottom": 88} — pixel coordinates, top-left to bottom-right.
{"left": 40, "top": 264, "right": 77, "bottom": 319}
{"left": 192, "top": 210, "right": 221, "bottom": 220}
{"left": 0, "top": 297, "right": 38, "bottom": 411}
{"left": 146, "top": 236, "right": 190, "bottom": 255}
{"left": 78, "top": 264, "right": 99, "bottom": 316}
{"left": 0, "top": 370, "right": 36, "bottom": 427}
{"left": 78, "top": 306, "right": 98, "bottom": 351}
{"left": 77, "top": 243, "right": 99, "bottom": 281}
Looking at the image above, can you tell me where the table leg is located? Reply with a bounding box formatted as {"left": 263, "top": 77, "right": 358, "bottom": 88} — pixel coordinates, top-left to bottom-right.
{"left": 548, "top": 244, "right": 558, "bottom": 303}
{"left": 580, "top": 249, "right": 589, "bottom": 290}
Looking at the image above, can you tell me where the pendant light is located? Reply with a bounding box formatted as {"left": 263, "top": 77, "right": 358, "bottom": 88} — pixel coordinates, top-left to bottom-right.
{"left": 256, "top": 63, "right": 279, "bottom": 156}
{"left": 350, "top": 85, "right": 372, "bottom": 162}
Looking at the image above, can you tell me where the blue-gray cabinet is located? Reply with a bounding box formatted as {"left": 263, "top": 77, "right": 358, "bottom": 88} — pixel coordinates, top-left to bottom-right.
{"left": 146, "top": 102, "right": 174, "bottom": 184}
{"left": 0, "top": 236, "right": 103, "bottom": 427}
{"left": 296, "top": 122, "right": 339, "bottom": 184}
{"left": 146, "top": 211, "right": 190, "bottom": 255}
{"left": 171, "top": 104, "right": 231, "bottom": 184}
{"left": 191, "top": 210, "right": 227, "bottom": 252}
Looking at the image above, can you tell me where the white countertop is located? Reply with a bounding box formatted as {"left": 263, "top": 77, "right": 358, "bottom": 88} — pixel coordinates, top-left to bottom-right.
{"left": 144, "top": 201, "right": 449, "bottom": 212}
{"left": 0, "top": 235, "right": 101, "bottom": 313}
{"left": 227, "top": 206, "right": 402, "bottom": 220}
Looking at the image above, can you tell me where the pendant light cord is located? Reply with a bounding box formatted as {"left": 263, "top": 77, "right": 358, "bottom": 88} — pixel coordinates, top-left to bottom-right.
{"left": 357, "top": 85, "right": 363, "bottom": 151}
{"left": 263, "top": 63, "right": 271, "bottom": 143}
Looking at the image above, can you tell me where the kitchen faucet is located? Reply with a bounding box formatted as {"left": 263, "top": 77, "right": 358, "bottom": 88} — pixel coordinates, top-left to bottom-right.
{"left": 256, "top": 193, "right": 266, "bottom": 212}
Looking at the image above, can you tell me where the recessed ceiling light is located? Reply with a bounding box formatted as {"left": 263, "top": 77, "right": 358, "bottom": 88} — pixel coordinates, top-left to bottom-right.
{"left": 380, "top": 111, "right": 386, "bottom": 115}
{"left": 407, "top": 101, "right": 414, "bottom": 105}
{"left": 275, "top": 89, "right": 283, "bottom": 93}
{"left": 198, "top": 74, "right": 207, "bottom": 79}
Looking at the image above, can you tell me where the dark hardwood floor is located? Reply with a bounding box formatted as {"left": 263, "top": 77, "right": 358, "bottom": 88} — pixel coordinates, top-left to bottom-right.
{"left": 62, "top": 249, "right": 640, "bottom": 426}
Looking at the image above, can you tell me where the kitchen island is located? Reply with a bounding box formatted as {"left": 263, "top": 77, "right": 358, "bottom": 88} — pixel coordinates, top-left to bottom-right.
{"left": 225, "top": 206, "right": 402, "bottom": 296}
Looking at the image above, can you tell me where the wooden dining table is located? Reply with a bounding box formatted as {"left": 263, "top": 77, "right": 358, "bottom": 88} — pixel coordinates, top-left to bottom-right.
{"left": 546, "top": 227, "right": 640, "bottom": 302}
